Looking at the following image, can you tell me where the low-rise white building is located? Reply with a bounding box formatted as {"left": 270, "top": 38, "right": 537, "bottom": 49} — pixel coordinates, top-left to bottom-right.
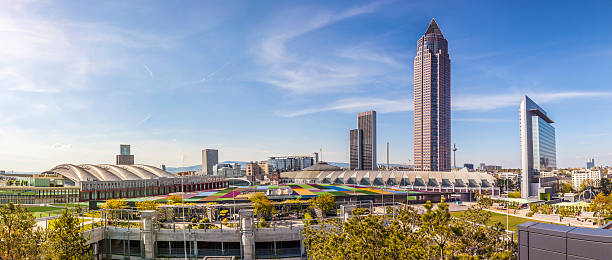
{"left": 571, "top": 169, "right": 603, "bottom": 190}
{"left": 498, "top": 172, "right": 519, "bottom": 182}
{"left": 539, "top": 171, "right": 556, "bottom": 178}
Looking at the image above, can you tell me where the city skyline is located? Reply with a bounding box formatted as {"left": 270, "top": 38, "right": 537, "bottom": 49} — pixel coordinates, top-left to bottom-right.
{"left": 2, "top": 1, "right": 612, "bottom": 171}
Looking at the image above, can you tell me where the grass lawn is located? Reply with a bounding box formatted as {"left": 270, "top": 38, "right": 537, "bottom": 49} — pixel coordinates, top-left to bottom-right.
{"left": 451, "top": 211, "right": 552, "bottom": 232}
{"left": 26, "top": 206, "right": 64, "bottom": 218}
{"left": 50, "top": 203, "right": 87, "bottom": 208}
{"left": 25, "top": 206, "right": 58, "bottom": 212}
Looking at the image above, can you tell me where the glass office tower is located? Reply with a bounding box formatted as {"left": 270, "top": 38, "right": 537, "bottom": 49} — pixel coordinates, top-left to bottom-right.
{"left": 520, "top": 96, "right": 556, "bottom": 198}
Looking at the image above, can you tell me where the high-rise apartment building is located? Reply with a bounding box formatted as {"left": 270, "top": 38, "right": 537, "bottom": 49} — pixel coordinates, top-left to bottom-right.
{"left": 520, "top": 96, "right": 556, "bottom": 198}
{"left": 201, "top": 149, "right": 218, "bottom": 175}
{"left": 413, "top": 19, "right": 451, "bottom": 171}
{"left": 116, "top": 144, "right": 134, "bottom": 165}
{"left": 349, "top": 111, "right": 377, "bottom": 170}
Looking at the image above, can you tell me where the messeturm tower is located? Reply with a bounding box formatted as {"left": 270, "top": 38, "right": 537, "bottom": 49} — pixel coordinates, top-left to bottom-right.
{"left": 413, "top": 19, "right": 451, "bottom": 171}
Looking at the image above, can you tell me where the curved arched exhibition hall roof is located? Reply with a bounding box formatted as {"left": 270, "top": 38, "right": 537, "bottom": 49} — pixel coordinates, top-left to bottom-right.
{"left": 45, "top": 164, "right": 175, "bottom": 182}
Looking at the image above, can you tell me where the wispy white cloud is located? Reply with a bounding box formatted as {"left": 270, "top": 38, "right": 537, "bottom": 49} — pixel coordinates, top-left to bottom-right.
{"left": 138, "top": 114, "right": 153, "bottom": 125}
{"left": 258, "top": 2, "right": 385, "bottom": 63}
{"left": 255, "top": 1, "right": 397, "bottom": 94}
{"left": 200, "top": 61, "right": 232, "bottom": 82}
{"left": 0, "top": 1, "right": 178, "bottom": 129}
{"left": 277, "top": 97, "right": 411, "bottom": 117}
{"left": 338, "top": 43, "right": 405, "bottom": 67}
{"left": 0, "top": 2, "right": 176, "bottom": 94}
{"left": 454, "top": 118, "right": 512, "bottom": 123}
{"left": 143, "top": 64, "right": 154, "bottom": 78}
{"left": 453, "top": 91, "right": 612, "bottom": 111}
{"left": 279, "top": 91, "right": 612, "bottom": 117}
{"left": 51, "top": 143, "right": 72, "bottom": 150}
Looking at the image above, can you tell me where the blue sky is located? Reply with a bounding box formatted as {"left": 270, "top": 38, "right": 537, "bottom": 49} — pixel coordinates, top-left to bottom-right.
{"left": 1, "top": 0, "right": 612, "bottom": 171}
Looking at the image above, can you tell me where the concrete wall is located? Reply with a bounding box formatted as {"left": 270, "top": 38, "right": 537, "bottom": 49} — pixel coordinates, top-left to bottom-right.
{"left": 87, "top": 209, "right": 305, "bottom": 259}
{"left": 518, "top": 222, "right": 612, "bottom": 259}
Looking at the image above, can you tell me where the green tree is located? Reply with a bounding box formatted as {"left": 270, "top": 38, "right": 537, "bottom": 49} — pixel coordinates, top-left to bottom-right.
{"left": 601, "top": 178, "right": 612, "bottom": 195}
{"left": 310, "top": 193, "right": 335, "bottom": 219}
{"left": 101, "top": 199, "right": 128, "bottom": 223}
{"left": 102, "top": 199, "right": 127, "bottom": 210}
{"left": 580, "top": 179, "right": 595, "bottom": 192}
{"left": 461, "top": 204, "right": 491, "bottom": 225}
{"left": 45, "top": 209, "right": 91, "bottom": 260}
{"left": 476, "top": 193, "right": 493, "bottom": 208}
{"left": 590, "top": 193, "right": 612, "bottom": 225}
{"left": 303, "top": 202, "right": 515, "bottom": 259}
{"left": 0, "top": 203, "right": 44, "bottom": 259}
{"left": 557, "top": 206, "right": 573, "bottom": 221}
{"left": 507, "top": 191, "right": 521, "bottom": 198}
{"left": 559, "top": 183, "right": 573, "bottom": 194}
{"left": 136, "top": 200, "right": 158, "bottom": 210}
{"left": 249, "top": 193, "right": 274, "bottom": 219}
{"left": 421, "top": 200, "right": 460, "bottom": 258}
{"left": 167, "top": 195, "right": 183, "bottom": 204}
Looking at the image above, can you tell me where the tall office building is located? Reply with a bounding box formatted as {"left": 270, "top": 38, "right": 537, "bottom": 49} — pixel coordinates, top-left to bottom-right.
{"left": 116, "top": 144, "right": 134, "bottom": 165}
{"left": 520, "top": 96, "right": 556, "bottom": 198}
{"left": 413, "top": 19, "right": 451, "bottom": 171}
{"left": 349, "top": 111, "right": 377, "bottom": 170}
{"left": 349, "top": 129, "right": 362, "bottom": 170}
{"left": 201, "top": 149, "right": 218, "bottom": 175}
{"left": 586, "top": 158, "right": 595, "bottom": 169}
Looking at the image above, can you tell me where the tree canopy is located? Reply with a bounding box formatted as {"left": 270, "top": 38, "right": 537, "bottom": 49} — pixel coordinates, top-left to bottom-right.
{"left": 167, "top": 195, "right": 183, "bottom": 204}
{"left": 101, "top": 199, "right": 127, "bottom": 210}
{"left": 303, "top": 200, "right": 516, "bottom": 259}
{"left": 136, "top": 200, "right": 158, "bottom": 210}
{"left": 249, "top": 193, "right": 274, "bottom": 219}
{"left": 310, "top": 193, "right": 335, "bottom": 217}
{"left": 601, "top": 178, "right": 612, "bottom": 195}
{"left": 45, "top": 209, "right": 91, "bottom": 260}
{"left": 0, "top": 203, "right": 44, "bottom": 260}
{"left": 590, "top": 192, "right": 612, "bottom": 225}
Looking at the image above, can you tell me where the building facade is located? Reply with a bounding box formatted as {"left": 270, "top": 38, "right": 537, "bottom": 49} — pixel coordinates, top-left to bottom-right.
{"left": 268, "top": 155, "right": 315, "bottom": 172}
{"left": 413, "top": 19, "right": 451, "bottom": 171}
{"left": 213, "top": 163, "right": 242, "bottom": 178}
{"left": 0, "top": 164, "right": 229, "bottom": 204}
{"left": 258, "top": 161, "right": 270, "bottom": 175}
{"left": 587, "top": 158, "right": 595, "bottom": 169}
{"left": 349, "top": 129, "right": 362, "bottom": 170}
{"left": 201, "top": 149, "right": 218, "bottom": 175}
{"left": 246, "top": 161, "right": 265, "bottom": 182}
{"left": 571, "top": 169, "right": 603, "bottom": 190}
{"left": 520, "top": 96, "right": 557, "bottom": 198}
{"left": 116, "top": 144, "right": 134, "bottom": 165}
{"left": 349, "top": 111, "right": 377, "bottom": 170}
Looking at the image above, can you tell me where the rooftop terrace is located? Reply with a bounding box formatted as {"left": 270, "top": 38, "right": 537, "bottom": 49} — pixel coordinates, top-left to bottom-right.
{"left": 124, "top": 184, "right": 433, "bottom": 203}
